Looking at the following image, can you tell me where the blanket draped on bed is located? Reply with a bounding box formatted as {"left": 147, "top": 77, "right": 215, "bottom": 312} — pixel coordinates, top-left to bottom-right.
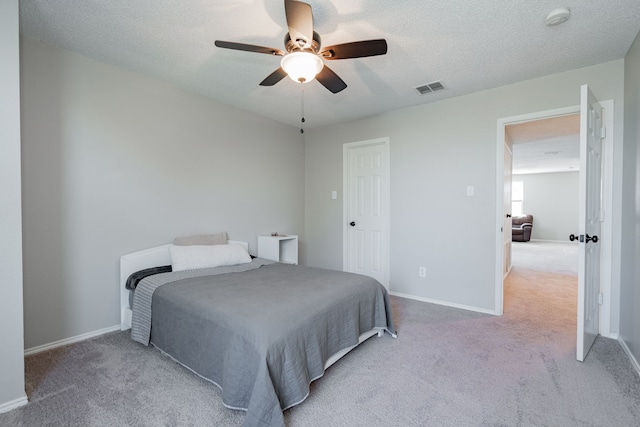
{"left": 131, "top": 258, "right": 274, "bottom": 345}
{"left": 131, "top": 261, "right": 395, "bottom": 427}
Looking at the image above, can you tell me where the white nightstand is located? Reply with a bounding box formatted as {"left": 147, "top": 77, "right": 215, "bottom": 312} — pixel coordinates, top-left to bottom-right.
{"left": 258, "top": 235, "right": 298, "bottom": 264}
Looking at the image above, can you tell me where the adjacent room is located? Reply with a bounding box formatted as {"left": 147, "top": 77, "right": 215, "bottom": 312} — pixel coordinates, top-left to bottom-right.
{"left": 505, "top": 114, "right": 581, "bottom": 354}
{"left": 2, "top": 1, "right": 640, "bottom": 426}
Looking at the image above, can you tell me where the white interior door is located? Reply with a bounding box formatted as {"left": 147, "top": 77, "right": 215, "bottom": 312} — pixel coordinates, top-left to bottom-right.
{"left": 503, "top": 140, "right": 513, "bottom": 277}
{"left": 576, "top": 84, "right": 603, "bottom": 362}
{"left": 343, "top": 139, "right": 389, "bottom": 289}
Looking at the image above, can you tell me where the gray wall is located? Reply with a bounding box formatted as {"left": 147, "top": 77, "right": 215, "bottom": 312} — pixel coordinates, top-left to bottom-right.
{"left": 305, "top": 60, "right": 625, "bottom": 314}
{"left": 20, "top": 38, "right": 305, "bottom": 349}
{"left": 620, "top": 31, "right": 640, "bottom": 369}
{"left": 513, "top": 172, "right": 579, "bottom": 241}
{"left": 0, "top": 0, "right": 27, "bottom": 410}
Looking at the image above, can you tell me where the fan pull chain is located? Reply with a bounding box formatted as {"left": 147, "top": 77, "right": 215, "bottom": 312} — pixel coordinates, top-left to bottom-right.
{"left": 300, "top": 83, "right": 305, "bottom": 134}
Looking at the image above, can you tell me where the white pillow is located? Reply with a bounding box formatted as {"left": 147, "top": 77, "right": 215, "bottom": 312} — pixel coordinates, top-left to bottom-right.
{"left": 169, "top": 243, "right": 251, "bottom": 272}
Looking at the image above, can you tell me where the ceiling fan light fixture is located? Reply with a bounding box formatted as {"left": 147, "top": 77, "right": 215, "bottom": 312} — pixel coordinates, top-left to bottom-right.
{"left": 281, "top": 52, "right": 323, "bottom": 83}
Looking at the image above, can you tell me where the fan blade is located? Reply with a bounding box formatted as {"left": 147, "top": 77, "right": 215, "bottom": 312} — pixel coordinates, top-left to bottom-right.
{"left": 316, "top": 65, "right": 347, "bottom": 94}
{"left": 320, "top": 39, "right": 388, "bottom": 60}
{"left": 284, "top": 0, "right": 314, "bottom": 49}
{"left": 259, "top": 67, "right": 288, "bottom": 86}
{"left": 215, "top": 40, "right": 284, "bottom": 56}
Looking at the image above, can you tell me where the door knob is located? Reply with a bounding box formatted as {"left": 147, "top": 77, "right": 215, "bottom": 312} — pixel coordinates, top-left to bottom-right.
{"left": 349, "top": 221, "right": 356, "bottom": 227}
{"left": 506, "top": 214, "right": 512, "bottom": 218}
{"left": 586, "top": 234, "right": 599, "bottom": 243}
{"left": 569, "top": 234, "right": 578, "bottom": 242}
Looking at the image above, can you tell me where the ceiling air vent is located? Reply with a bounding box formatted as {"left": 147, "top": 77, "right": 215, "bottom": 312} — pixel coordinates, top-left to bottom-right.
{"left": 416, "top": 81, "right": 445, "bottom": 95}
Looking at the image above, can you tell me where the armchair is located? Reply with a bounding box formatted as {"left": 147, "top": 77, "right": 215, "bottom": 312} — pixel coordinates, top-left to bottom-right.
{"left": 512, "top": 214, "right": 533, "bottom": 242}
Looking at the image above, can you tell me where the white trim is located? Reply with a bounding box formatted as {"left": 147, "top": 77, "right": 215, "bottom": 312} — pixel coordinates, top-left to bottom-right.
{"left": 598, "top": 99, "right": 614, "bottom": 338}
{"left": 619, "top": 338, "right": 640, "bottom": 377}
{"left": 342, "top": 137, "right": 391, "bottom": 289}
{"left": 24, "top": 324, "right": 120, "bottom": 356}
{"left": 389, "top": 291, "right": 497, "bottom": 316}
{"left": 495, "top": 121, "right": 506, "bottom": 315}
{"left": 0, "top": 396, "right": 28, "bottom": 414}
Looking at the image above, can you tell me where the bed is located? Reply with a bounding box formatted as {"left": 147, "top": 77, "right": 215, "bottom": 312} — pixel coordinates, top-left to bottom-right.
{"left": 120, "top": 241, "right": 396, "bottom": 427}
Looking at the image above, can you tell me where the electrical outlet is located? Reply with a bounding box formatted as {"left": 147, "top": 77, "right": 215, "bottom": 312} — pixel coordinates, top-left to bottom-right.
{"left": 418, "top": 267, "right": 426, "bottom": 277}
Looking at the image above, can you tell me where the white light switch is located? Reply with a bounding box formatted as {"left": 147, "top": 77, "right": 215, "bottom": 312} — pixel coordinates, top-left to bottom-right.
{"left": 466, "top": 186, "right": 474, "bottom": 196}
{"left": 331, "top": 191, "right": 337, "bottom": 200}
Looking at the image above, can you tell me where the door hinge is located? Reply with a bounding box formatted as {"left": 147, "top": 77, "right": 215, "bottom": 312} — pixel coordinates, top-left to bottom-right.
{"left": 598, "top": 293, "right": 603, "bottom": 305}
{"left": 600, "top": 127, "right": 606, "bottom": 139}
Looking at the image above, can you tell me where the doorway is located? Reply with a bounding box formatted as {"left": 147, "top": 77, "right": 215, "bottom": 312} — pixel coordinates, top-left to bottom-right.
{"left": 504, "top": 114, "right": 581, "bottom": 342}
{"left": 495, "top": 101, "right": 614, "bottom": 338}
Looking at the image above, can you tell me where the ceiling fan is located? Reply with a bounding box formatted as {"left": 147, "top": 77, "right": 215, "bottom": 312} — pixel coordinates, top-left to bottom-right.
{"left": 214, "top": 0, "right": 388, "bottom": 94}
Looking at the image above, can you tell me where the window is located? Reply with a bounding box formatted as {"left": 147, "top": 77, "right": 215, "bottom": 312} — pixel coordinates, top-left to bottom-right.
{"left": 512, "top": 181, "right": 524, "bottom": 217}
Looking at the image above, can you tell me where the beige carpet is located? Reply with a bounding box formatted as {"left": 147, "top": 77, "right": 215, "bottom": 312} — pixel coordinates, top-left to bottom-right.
{"left": 505, "top": 241, "right": 578, "bottom": 348}
{"left": 511, "top": 240, "right": 578, "bottom": 275}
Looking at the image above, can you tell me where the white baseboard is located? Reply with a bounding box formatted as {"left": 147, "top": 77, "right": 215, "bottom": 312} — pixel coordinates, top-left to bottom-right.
{"left": 24, "top": 324, "right": 121, "bottom": 356}
{"left": 0, "top": 395, "right": 28, "bottom": 414}
{"left": 389, "top": 291, "right": 497, "bottom": 316}
{"left": 618, "top": 337, "right": 640, "bottom": 377}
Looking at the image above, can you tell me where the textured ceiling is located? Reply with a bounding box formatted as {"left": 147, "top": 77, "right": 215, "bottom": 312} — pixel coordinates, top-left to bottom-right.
{"left": 508, "top": 114, "right": 580, "bottom": 175}
{"left": 19, "top": 0, "right": 640, "bottom": 129}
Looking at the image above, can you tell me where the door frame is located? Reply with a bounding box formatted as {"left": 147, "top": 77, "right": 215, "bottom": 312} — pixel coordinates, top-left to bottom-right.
{"left": 494, "top": 101, "right": 614, "bottom": 338}
{"left": 342, "top": 137, "right": 390, "bottom": 289}
{"left": 503, "top": 139, "right": 513, "bottom": 279}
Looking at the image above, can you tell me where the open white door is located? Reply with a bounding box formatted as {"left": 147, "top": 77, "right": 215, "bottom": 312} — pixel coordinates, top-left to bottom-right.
{"left": 576, "top": 84, "right": 603, "bottom": 362}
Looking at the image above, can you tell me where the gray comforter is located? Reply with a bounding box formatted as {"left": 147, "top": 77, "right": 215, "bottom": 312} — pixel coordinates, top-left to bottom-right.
{"left": 131, "top": 258, "right": 274, "bottom": 346}
{"left": 133, "top": 261, "right": 395, "bottom": 427}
